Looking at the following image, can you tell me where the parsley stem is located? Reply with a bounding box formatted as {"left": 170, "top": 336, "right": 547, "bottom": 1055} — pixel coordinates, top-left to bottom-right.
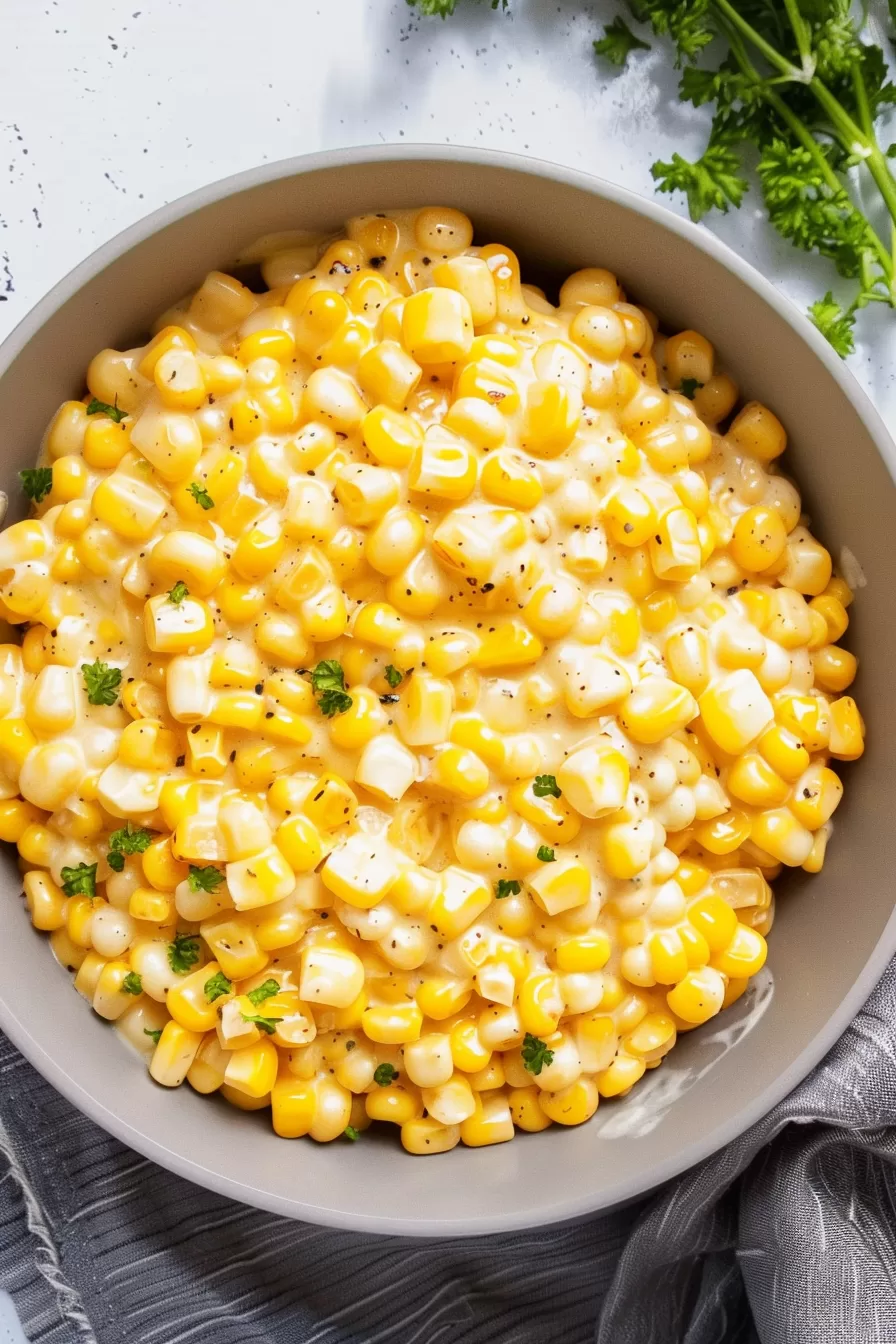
{"left": 724, "top": 15, "right": 894, "bottom": 288}
{"left": 780, "top": 0, "right": 814, "bottom": 81}
{"left": 711, "top": 0, "right": 797, "bottom": 82}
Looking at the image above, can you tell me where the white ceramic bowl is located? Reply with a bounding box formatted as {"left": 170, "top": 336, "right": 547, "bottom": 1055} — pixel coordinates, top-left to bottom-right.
{"left": 0, "top": 145, "right": 894, "bottom": 1236}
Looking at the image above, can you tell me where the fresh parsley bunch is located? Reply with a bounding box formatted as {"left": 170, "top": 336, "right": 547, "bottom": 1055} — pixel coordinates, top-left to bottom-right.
{"left": 407, "top": 0, "right": 896, "bottom": 357}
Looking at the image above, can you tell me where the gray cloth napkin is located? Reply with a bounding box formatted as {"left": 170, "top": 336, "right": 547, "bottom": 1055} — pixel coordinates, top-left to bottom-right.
{"left": 2, "top": 960, "right": 895, "bottom": 1344}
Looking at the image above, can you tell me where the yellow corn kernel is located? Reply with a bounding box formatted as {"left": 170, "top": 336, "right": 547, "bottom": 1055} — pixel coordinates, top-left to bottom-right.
{"left": 517, "top": 973, "right": 564, "bottom": 1036}
{"left": 827, "top": 696, "right": 864, "bottom": 761}
{"left": 200, "top": 917, "right": 268, "bottom": 981}
{"left": 649, "top": 507, "right": 701, "bottom": 581}
{"left": 154, "top": 347, "right": 206, "bottom": 411}
{"left": 362, "top": 1002, "right": 423, "bottom": 1045}
{"left": 480, "top": 449, "right": 543, "bottom": 510}
{"left": 223, "top": 1037, "right": 279, "bottom": 1099}
{"left": 459, "top": 1093, "right": 515, "bottom": 1148}
{"left": 417, "top": 977, "right": 472, "bottom": 1022}
{"left": 429, "top": 867, "right": 491, "bottom": 939}
{"left": 366, "top": 1083, "right": 424, "bottom": 1126}
{"left": 400, "top": 1116, "right": 461, "bottom": 1155}
{"left": 428, "top": 744, "right": 489, "bottom": 800}
{"left": 23, "top": 870, "right": 66, "bottom": 931}
{"left": 431, "top": 254, "right": 497, "bottom": 323}
{"left": 554, "top": 932, "right": 612, "bottom": 975}
{"left": 270, "top": 1074, "right": 317, "bottom": 1138}
{"left": 231, "top": 511, "right": 285, "bottom": 581}
{"left": 274, "top": 814, "right": 322, "bottom": 882}
{"left": 507, "top": 1085, "right": 553, "bottom": 1133}
{"left": 699, "top": 670, "right": 774, "bottom": 755}
{"left": 526, "top": 857, "right": 591, "bottom": 917}
{"left": 408, "top": 425, "right": 477, "bottom": 501}
{"left": 226, "top": 845, "right": 295, "bottom": 912}
{"left": 773, "top": 694, "right": 830, "bottom": 753}
{"left": 138, "top": 325, "right": 197, "bottom": 378}
{"left": 687, "top": 893, "right": 738, "bottom": 951}
{"left": 166, "top": 961, "right": 228, "bottom": 1033}
{"left": 144, "top": 593, "right": 214, "bottom": 655}
{"left": 790, "top": 763, "right": 843, "bottom": 830}
{"left": 812, "top": 644, "right": 857, "bottom": 693}
{"left": 321, "top": 833, "right": 398, "bottom": 909}
{"left": 601, "top": 819, "right": 655, "bottom": 880}
{"left": 620, "top": 676, "right": 698, "bottom": 745}
{"left": 402, "top": 287, "right": 473, "bottom": 365}
{"left": 711, "top": 923, "right": 767, "bottom": 979}
{"left": 301, "top": 773, "right": 358, "bottom": 832}
{"left": 693, "top": 808, "right": 752, "bottom": 855}
{"left": 766, "top": 588, "right": 813, "bottom": 649}
{"left": 521, "top": 379, "right": 582, "bottom": 457}
{"left": 473, "top": 619, "right": 543, "bottom": 671}
{"left": 645, "top": 931, "right": 687, "bottom": 986}
{"left": 129, "top": 888, "right": 173, "bottom": 923}
{"left": 149, "top": 1021, "right": 203, "bottom": 1087}
{"left": 357, "top": 339, "right": 422, "bottom": 408}
{"left": 596, "top": 1052, "right": 646, "bottom": 1098}
{"left": 727, "top": 401, "right": 786, "bottom": 462}
{"left": 81, "top": 416, "right": 132, "bottom": 475}
{"left": 726, "top": 752, "right": 790, "bottom": 808}
{"left": 666, "top": 965, "right": 726, "bottom": 1025}
{"left": 750, "top": 808, "right": 814, "bottom": 866}
{"left": 729, "top": 505, "right": 788, "bottom": 571}
{"left": 757, "top": 724, "right": 810, "bottom": 781}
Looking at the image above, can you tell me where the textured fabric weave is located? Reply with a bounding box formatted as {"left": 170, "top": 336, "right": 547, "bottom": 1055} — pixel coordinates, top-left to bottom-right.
{"left": 2, "top": 962, "right": 896, "bottom": 1344}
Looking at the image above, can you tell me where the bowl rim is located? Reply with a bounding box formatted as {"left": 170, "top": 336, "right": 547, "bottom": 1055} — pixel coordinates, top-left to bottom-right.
{"left": 1, "top": 141, "right": 895, "bottom": 1237}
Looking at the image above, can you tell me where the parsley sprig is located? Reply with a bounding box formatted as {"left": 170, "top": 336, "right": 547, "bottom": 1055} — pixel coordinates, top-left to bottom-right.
{"left": 594, "top": 17, "right": 650, "bottom": 68}
{"left": 19, "top": 468, "right": 53, "bottom": 503}
{"left": 107, "top": 825, "right": 153, "bottom": 872}
{"left": 81, "top": 660, "right": 122, "bottom": 706}
{"left": 521, "top": 1033, "right": 555, "bottom": 1076}
{"left": 409, "top": 0, "right": 896, "bottom": 355}
{"left": 168, "top": 932, "right": 201, "bottom": 975}
{"left": 188, "top": 865, "right": 224, "bottom": 893}
{"left": 61, "top": 863, "right": 97, "bottom": 899}
{"left": 310, "top": 660, "right": 353, "bottom": 718}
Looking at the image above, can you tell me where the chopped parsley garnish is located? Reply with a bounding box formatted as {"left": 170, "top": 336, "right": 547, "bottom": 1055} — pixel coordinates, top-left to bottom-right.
{"left": 144, "top": 1028, "right": 162, "bottom": 1045}
{"left": 188, "top": 481, "right": 215, "bottom": 510}
{"left": 495, "top": 878, "right": 521, "bottom": 899}
{"left": 86, "top": 397, "right": 126, "bottom": 423}
{"left": 81, "top": 659, "right": 122, "bottom": 706}
{"left": 107, "top": 825, "right": 153, "bottom": 872}
{"left": 188, "top": 865, "right": 224, "bottom": 893}
{"left": 240, "top": 1012, "right": 282, "bottom": 1035}
{"left": 122, "top": 972, "right": 143, "bottom": 995}
{"left": 373, "top": 1063, "right": 399, "bottom": 1087}
{"left": 679, "top": 377, "right": 703, "bottom": 400}
{"left": 384, "top": 664, "right": 404, "bottom": 689}
{"left": 593, "top": 17, "right": 650, "bottom": 68}
{"left": 521, "top": 1033, "right": 555, "bottom": 1077}
{"left": 60, "top": 863, "right": 97, "bottom": 899}
{"left": 536, "top": 845, "right": 555, "bottom": 863}
{"left": 533, "top": 775, "right": 561, "bottom": 799}
{"left": 204, "top": 971, "right": 232, "bottom": 1002}
{"left": 247, "top": 979, "right": 280, "bottom": 1007}
{"left": 310, "top": 659, "right": 353, "bottom": 718}
{"left": 19, "top": 468, "right": 53, "bottom": 503}
{"left": 167, "top": 932, "right": 201, "bottom": 975}
{"left": 168, "top": 581, "right": 189, "bottom": 605}
{"left": 344, "top": 1125, "right": 361, "bottom": 1142}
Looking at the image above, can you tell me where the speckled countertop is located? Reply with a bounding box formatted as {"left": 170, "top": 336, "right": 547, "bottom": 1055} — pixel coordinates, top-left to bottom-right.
{"left": 0, "top": 0, "right": 894, "bottom": 409}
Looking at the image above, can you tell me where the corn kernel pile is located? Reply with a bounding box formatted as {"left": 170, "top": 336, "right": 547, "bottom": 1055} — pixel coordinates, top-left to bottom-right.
{"left": 1, "top": 206, "right": 863, "bottom": 1153}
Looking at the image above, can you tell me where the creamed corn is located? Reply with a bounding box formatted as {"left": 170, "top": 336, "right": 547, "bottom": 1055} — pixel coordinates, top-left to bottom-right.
{"left": 3, "top": 206, "right": 863, "bottom": 1156}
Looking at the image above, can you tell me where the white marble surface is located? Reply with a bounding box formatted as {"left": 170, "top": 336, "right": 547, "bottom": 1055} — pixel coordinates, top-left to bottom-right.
{"left": 0, "top": 0, "right": 894, "bottom": 421}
